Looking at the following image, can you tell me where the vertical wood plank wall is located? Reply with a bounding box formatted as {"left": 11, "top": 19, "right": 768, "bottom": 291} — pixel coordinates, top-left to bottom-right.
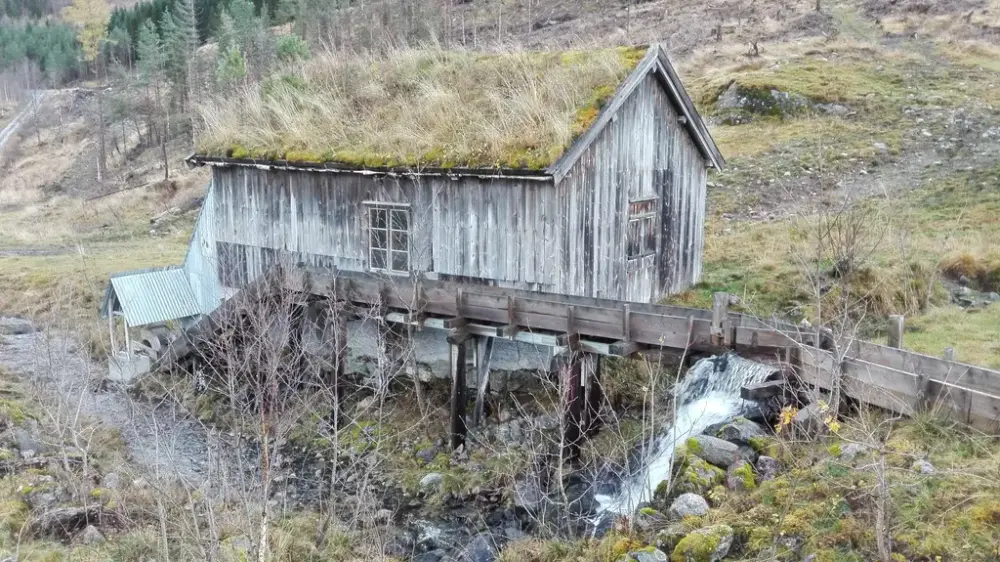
{"left": 212, "top": 167, "right": 565, "bottom": 293}
{"left": 559, "top": 72, "right": 707, "bottom": 303}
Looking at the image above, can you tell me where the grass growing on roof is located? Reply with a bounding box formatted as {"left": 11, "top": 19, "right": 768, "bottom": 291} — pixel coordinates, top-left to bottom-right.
{"left": 197, "top": 45, "right": 647, "bottom": 169}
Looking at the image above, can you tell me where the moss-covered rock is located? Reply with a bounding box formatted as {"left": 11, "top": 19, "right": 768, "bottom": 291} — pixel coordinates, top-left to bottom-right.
{"left": 667, "top": 450, "right": 726, "bottom": 500}
{"left": 671, "top": 524, "right": 734, "bottom": 562}
{"left": 725, "top": 460, "right": 757, "bottom": 492}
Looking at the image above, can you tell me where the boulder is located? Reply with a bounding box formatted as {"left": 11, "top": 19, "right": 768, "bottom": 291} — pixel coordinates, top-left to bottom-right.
{"left": 755, "top": 456, "right": 780, "bottom": 481}
{"left": 671, "top": 524, "right": 734, "bottom": 562}
{"left": 665, "top": 456, "right": 725, "bottom": 499}
{"left": 716, "top": 82, "right": 812, "bottom": 124}
{"left": 736, "top": 444, "right": 759, "bottom": 464}
{"left": 792, "top": 403, "right": 826, "bottom": 437}
{"left": 102, "top": 473, "right": 120, "bottom": 489}
{"left": 688, "top": 436, "right": 741, "bottom": 468}
{"left": 716, "top": 418, "right": 767, "bottom": 445}
{"left": 77, "top": 525, "right": 105, "bottom": 545}
{"left": 419, "top": 473, "right": 443, "bottom": 494}
{"left": 412, "top": 551, "right": 446, "bottom": 562}
{"left": 839, "top": 443, "right": 869, "bottom": 462}
{"left": 634, "top": 506, "right": 667, "bottom": 532}
{"left": 668, "top": 493, "right": 709, "bottom": 519}
{"left": 457, "top": 533, "right": 499, "bottom": 562}
{"left": 412, "top": 520, "right": 462, "bottom": 552}
{"left": 512, "top": 478, "right": 544, "bottom": 511}
{"left": 912, "top": 459, "right": 935, "bottom": 475}
{"left": 14, "top": 428, "right": 49, "bottom": 457}
{"left": 654, "top": 523, "right": 689, "bottom": 553}
{"left": 725, "top": 460, "right": 756, "bottom": 492}
{"left": 415, "top": 446, "right": 439, "bottom": 465}
{"left": 626, "top": 548, "right": 668, "bottom": 562}
{"left": 0, "top": 317, "right": 36, "bottom": 335}
{"left": 29, "top": 506, "right": 101, "bottom": 539}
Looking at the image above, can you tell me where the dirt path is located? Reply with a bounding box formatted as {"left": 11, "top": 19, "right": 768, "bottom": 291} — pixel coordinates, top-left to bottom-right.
{"left": 0, "top": 327, "right": 240, "bottom": 491}
{"left": 0, "top": 91, "right": 45, "bottom": 151}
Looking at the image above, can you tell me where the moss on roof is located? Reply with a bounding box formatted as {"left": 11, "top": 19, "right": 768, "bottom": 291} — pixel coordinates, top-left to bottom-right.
{"left": 196, "top": 45, "right": 648, "bottom": 170}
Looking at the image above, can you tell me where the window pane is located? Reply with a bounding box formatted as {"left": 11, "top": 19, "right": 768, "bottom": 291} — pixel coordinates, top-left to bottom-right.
{"left": 371, "top": 208, "right": 387, "bottom": 229}
{"left": 391, "top": 231, "right": 408, "bottom": 252}
{"left": 391, "top": 250, "right": 409, "bottom": 272}
{"left": 372, "top": 228, "right": 388, "bottom": 250}
{"left": 371, "top": 248, "right": 387, "bottom": 269}
{"left": 391, "top": 209, "right": 408, "bottom": 230}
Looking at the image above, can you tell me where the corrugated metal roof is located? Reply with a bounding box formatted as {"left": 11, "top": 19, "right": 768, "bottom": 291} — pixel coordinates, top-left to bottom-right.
{"left": 104, "top": 266, "right": 203, "bottom": 327}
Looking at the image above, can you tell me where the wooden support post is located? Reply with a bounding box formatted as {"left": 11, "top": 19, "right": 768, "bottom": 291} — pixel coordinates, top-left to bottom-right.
{"left": 560, "top": 351, "right": 585, "bottom": 462}
{"left": 472, "top": 337, "right": 494, "bottom": 427}
{"left": 711, "top": 292, "right": 729, "bottom": 347}
{"left": 123, "top": 319, "right": 132, "bottom": 358}
{"left": 585, "top": 354, "right": 604, "bottom": 438}
{"left": 887, "top": 315, "right": 904, "bottom": 349}
{"left": 108, "top": 311, "right": 117, "bottom": 353}
{"left": 330, "top": 303, "right": 348, "bottom": 423}
{"left": 450, "top": 340, "right": 468, "bottom": 451}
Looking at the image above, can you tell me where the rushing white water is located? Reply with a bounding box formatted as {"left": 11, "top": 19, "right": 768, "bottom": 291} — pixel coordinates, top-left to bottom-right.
{"left": 596, "top": 354, "right": 776, "bottom": 514}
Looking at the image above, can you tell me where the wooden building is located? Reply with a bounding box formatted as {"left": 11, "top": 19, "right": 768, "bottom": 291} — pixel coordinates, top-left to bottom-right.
{"left": 189, "top": 44, "right": 723, "bottom": 305}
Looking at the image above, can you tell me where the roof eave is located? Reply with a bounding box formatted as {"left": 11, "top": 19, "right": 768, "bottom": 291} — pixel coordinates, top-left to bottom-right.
{"left": 187, "top": 154, "right": 555, "bottom": 181}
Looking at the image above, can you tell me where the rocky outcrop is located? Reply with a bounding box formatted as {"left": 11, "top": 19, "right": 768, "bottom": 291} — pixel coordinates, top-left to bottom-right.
{"left": 716, "top": 82, "right": 813, "bottom": 124}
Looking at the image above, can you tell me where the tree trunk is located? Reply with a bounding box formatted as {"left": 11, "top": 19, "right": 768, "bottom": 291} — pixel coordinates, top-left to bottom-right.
{"left": 97, "top": 90, "right": 107, "bottom": 181}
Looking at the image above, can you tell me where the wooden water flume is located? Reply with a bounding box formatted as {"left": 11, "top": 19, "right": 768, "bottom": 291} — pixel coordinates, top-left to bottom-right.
{"left": 157, "top": 268, "right": 1000, "bottom": 460}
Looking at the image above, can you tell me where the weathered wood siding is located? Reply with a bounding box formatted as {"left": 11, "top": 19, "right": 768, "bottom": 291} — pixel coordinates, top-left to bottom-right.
{"left": 558, "top": 72, "right": 707, "bottom": 303}
{"left": 211, "top": 166, "right": 565, "bottom": 292}
{"left": 651, "top": 74, "right": 708, "bottom": 297}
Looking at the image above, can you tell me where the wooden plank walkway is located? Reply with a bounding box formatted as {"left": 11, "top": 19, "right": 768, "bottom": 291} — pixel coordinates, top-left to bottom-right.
{"left": 155, "top": 266, "right": 1000, "bottom": 435}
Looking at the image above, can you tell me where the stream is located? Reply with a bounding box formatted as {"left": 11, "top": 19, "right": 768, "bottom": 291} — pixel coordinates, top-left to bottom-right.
{"left": 596, "top": 353, "right": 776, "bottom": 514}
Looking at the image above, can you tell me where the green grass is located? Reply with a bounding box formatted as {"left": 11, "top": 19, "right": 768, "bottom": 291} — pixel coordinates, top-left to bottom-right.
{"left": 198, "top": 45, "right": 647, "bottom": 169}
{"left": 906, "top": 306, "right": 1000, "bottom": 369}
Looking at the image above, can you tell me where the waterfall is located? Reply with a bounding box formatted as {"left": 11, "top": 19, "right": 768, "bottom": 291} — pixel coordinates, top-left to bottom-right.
{"left": 596, "top": 353, "right": 777, "bottom": 514}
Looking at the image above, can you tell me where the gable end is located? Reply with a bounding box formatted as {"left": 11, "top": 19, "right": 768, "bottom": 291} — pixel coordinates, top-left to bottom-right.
{"left": 547, "top": 44, "right": 724, "bottom": 183}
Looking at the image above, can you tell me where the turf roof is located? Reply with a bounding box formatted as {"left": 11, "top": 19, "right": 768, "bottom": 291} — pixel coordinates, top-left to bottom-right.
{"left": 196, "top": 45, "right": 648, "bottom": 170}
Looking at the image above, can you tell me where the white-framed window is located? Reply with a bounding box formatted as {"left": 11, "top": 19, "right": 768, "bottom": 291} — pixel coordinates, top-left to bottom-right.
{"left": 366, "top": 203, "right": 410, "bottom": 274}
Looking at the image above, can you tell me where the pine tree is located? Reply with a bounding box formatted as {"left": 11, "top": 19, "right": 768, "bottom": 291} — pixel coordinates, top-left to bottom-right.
{"left": 137, "top": 18, "right": 164, "bottom": 79}
{"left": 137, "top": 18, "right": 169, "bottom": 179}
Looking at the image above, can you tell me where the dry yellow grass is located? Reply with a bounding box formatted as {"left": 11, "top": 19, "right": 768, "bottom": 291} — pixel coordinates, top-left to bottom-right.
{"left": 197, "top": 45, "right": 646, "bottom": 169}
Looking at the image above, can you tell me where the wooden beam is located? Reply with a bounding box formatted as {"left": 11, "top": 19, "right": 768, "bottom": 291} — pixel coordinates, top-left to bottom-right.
{"left": 585, "top": 355, "right": 604, "bottom": 438}
{"left": 711, "top": 292, "right": 729, "bottom": 347}
{"left": 472, "top": 337, "right": 494, "bottom": 428}
{"left": 887, "top": 315, "right": 904, "bottom": 349}
{"left": 609, "top": 340, "right": 642, "bottom": 357}
{"left": 329, "top": 304, "right": 348, "bottom": 423}
{"left": 447, "top": 327, "right": 472, "bottom": 345}
{"left": 560, "top": 352, "right": 585, "bottom": 462}
{"left": 450, "top": 341, "right": 468, "bottom": 450}
{"left": 741, "top": 380, "right": 789, "bottom": 401}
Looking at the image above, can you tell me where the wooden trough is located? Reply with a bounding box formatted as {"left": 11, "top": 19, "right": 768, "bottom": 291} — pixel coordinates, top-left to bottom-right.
{"left": 155, "top": 267, "right": 1000, "bottom": 458}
